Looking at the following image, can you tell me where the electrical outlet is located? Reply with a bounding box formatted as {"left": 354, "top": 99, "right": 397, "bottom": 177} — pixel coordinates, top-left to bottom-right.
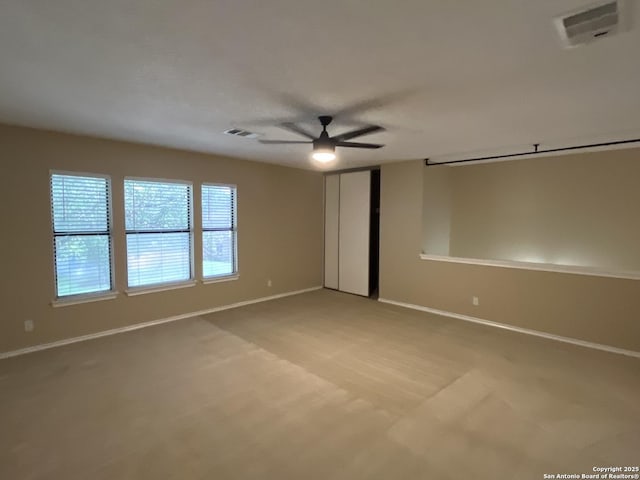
{"left": 472, "top": 296, "right": 479, "bottom": 306}
{"left": 24, "top": 319, "right": 34, "bottom": 332}
{"left": 267, "top": 279, "right": 272, "bottom": 287}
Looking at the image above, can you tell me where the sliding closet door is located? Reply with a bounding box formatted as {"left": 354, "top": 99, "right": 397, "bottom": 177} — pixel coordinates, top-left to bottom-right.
{"left": 338, "top": 171, "right": 370, "bottom": 296}
{"left": 324, "top": 174, "right": 340, "bottom": 289}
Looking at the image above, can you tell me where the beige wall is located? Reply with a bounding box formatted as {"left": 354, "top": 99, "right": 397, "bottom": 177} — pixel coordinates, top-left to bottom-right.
{"left": 448, "top": 149, "right": 640, "bottom": 271}
{"left": 0, "top": 124, "right": 323, "bottom": 353}
{"left": 422, "top": 165, "right": 452, "bottom": 256}
{"left": 380, "top": 159, "right": 640, "bottom": 352}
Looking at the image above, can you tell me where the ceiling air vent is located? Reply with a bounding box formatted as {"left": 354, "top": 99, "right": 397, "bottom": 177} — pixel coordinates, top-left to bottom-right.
{"left": 554, "top": 0, "right": 630, "bottom": 48}
{"left": 223, "top": 128, "right": 260, "bottom": 139}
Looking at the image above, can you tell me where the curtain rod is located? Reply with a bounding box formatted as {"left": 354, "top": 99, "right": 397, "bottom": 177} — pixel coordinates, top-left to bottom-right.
{"left": 424, "top": 138, "right": 640, "bottom": 167}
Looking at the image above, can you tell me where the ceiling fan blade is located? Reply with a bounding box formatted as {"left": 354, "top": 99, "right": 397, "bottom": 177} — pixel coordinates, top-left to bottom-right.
{"left": 336, "top": 141, "right": 384, "bottom": 149}
{"left": 333, "top": 125, "right": 384, "bottom": 142}
{"left": 334, "top": 89, "right": 419, "bottom": 118}
{"left": 278, "top": 122, "right": 316, "bottom": 139}
{"left": 259, "top": 140, "right": 312, "bottom": 145}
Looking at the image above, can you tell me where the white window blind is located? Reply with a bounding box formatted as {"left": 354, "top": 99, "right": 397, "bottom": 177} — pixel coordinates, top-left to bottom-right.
{"left": 51, "top": 173, "right": 112, "bottom": 298}
{"left": 124, "top": 179, "right": 193, "bottom": 288}
{"left": 202, "top": 184, "right": 237, "bottom": 278}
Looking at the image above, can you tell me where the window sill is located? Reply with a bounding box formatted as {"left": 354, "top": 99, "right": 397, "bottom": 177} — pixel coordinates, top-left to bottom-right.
{"left": 125, "top": 280, "right": 197, "bottom": 297}
{"left": 202, "top": 274, "right": 239, "bottom": 285}
{"left": 52, "top": 291, "right": 118, "bottom": 308}
{"left": 419, "top": 254, "right": 640, "bottom": 280}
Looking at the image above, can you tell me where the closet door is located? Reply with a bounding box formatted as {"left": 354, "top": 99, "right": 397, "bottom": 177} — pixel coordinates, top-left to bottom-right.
{"left": 323, "top": 174, "right": 340, "bottom": 289}
{"left": 338, "top": 171, "right": 370, "bottom": 296}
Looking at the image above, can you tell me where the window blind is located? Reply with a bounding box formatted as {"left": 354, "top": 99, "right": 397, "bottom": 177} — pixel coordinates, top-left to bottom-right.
{"left": 202, "top": 184, "right": 237, "bottom": 278}
{"left": 51, "top": 173, "right": 112, "bottom": 297}
{"left": 124, "top": 179, "right": 193, "bottom": 288}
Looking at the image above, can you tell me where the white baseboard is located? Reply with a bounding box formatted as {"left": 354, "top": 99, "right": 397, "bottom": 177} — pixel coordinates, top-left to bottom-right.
{"left": 0, "top": 286, "right": 323, "bottom": 360}
{"left": 378, "top": 298, "right": 640, "bottom": 359}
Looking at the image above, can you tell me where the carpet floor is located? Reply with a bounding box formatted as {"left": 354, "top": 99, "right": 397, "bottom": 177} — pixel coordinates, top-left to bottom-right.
{"left": 1, "top": 289, "right": 638, "bottom": 479}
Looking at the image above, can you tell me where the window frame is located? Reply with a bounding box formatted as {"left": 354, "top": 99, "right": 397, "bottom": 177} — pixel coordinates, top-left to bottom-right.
{"left": 50, "top": 170, "right": 115, "bottom": 302}
{"left": 124, "top": 176, "right": 195, "bottom": 292}
{"left": 201, "top": 182, "right": 238, "bottom": 281}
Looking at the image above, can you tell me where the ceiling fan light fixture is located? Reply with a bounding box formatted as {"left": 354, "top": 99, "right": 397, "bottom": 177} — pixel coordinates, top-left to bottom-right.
{"left": 311, "top": 149, "right": 336, "bottom": 163}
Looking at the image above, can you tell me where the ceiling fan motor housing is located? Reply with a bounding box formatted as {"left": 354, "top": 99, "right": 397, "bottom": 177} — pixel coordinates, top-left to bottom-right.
{"left": 314, "top": 130, "right": 335, "bottom": 151}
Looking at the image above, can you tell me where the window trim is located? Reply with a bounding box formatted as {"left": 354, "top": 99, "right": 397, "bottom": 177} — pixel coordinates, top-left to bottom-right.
{"left": 124, "top": 176, "right": 195, "bottom": 289}
{"left": 52, "top": 291, "right": 118, "bottom": 307}
{"left": 201, "top": 182, "right": 238, "bottom": 279}
{"left": 125, "top": 279, "right": 197, "bottom": 296}
{"left": 202, "top": 274, "right": 239, "bottom": 285}
{"left": 50, "top": 170, "right": 116, "bottom": 301}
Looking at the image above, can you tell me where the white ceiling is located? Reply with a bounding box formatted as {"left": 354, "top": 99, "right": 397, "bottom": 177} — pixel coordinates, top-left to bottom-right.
{"left": 1, "top": 0, "right": 639, "bottom": 170}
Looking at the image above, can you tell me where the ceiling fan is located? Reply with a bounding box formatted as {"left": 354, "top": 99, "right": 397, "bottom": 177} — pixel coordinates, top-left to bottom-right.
{"left": 259, "top": 115, "right": 384, "bottom": 163}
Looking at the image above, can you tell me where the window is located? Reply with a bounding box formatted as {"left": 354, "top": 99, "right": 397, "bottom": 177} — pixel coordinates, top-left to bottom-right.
{"left": 125, "top": 179, "right": 193, "bottom": 288}
{"left": 51, "top": 173, "right": 113, "bottom": 298}
{"left": 202, "top": 184, "right": 237, "bottom": 278}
